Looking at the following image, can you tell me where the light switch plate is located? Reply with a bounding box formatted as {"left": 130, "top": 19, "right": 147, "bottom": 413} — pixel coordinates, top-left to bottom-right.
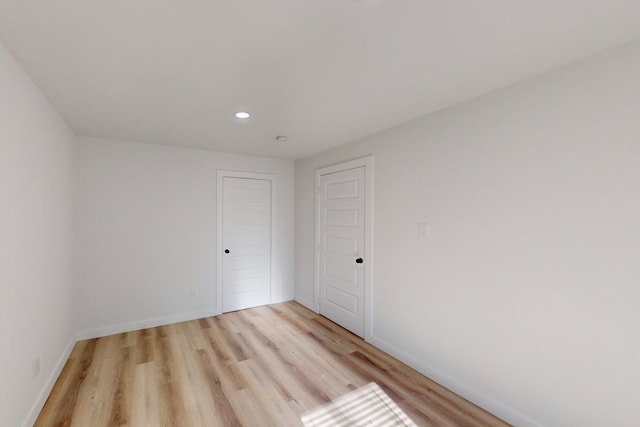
{"left": 418, "top": 223, "right": 430, "bottom": 239}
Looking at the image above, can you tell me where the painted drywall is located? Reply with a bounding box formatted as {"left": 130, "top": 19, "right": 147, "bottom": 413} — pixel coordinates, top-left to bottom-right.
{"left": 0, "top": 41, "right": 76, "bottom": 427}
{"left": 295, "top": 40, "right": 640, "bottom": 427}
{"left": 75, "top": 137, "right": 294, "bottom": 336}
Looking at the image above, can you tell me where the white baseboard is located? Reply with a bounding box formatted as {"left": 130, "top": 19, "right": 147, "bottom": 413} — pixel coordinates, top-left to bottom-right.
{"left": 271, "top": 294, "right": 294, "bottom": 305}
{"left": 76, "top": 308, "right": 219, "bottom": 340}
{"left": 294, "top": 295, "right": 317, "bottom": 312}
{"left": 22, "top": 334, "right": 76, "bottom": 427}
{"left": 367, "top": 334, "right": 542, "bottom": 427}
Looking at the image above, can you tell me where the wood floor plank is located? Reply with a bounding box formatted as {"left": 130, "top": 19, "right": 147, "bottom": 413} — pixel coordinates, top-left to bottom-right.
{"left": 235, "top": 359, "right": 302, "bottom": 426}
{"left": 35, "top": 302, "right": 512, "bottom": 427}
{"left": 130, "top": 362, "right": 160, "bottom": 427}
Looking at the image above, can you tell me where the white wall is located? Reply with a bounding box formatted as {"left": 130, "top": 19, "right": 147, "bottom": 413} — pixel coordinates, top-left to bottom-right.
{"left": 75, "top": 137, "right": 294, "bottom": 336}
{"left": 295, "top": 40, "right": 640, "bottom": 427}
{"left": 0, "top": 41, "right": 76, "bottom": 427}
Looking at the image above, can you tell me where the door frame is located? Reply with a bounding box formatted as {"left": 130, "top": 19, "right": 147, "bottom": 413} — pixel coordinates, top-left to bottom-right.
{"left": 315, "top": 156, "right": 373, "bottom": 340}
{"left": 217, "top": 170, "right": 277, "bottom": 315}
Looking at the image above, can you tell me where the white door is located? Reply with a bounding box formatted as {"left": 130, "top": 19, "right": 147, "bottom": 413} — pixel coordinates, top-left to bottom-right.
{"left": 318, "top": 166, "right": 366, "bottom": 337}
{"left": 222, "top": 177, "right": 271, "bottom": 312}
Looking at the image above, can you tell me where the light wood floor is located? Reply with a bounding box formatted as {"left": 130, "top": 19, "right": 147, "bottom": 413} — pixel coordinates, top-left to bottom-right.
{"left": 35, "top": 302, "right": 511, "bottom": 427}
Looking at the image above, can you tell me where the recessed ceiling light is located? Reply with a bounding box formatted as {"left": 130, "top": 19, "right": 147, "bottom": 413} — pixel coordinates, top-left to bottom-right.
{"left": 234, "top": 111, "right": 250, "bottom": 119}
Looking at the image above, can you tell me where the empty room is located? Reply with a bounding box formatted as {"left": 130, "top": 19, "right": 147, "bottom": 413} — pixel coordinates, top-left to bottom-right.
{"left": 1, "top": 1, "right": 639, "bottom": 426}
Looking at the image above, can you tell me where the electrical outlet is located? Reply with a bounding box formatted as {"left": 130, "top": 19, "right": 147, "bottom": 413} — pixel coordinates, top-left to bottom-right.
{"left": 33, "top": 356, "right": 40, "bottom": 378}
{"left": 190, "top": 289, "right": 198, "bottom": 299}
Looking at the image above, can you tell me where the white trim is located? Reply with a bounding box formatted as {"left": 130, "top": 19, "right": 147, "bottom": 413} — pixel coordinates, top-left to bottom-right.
{"left": 75, "top": 308, "right": 218, "bottom": 340}
{"left": 270, "top": 295, "right": 291, "bottom": 305}
{"left": 22, "top": 334, "right": 76, "bottom": 427}
{"left": 314, "top": 156, "right": 373, "bottom": 339}
{"left": 217, "top": 170, "right": 277, "bottom": 314}
{"left": 367, "top": 334, "right": 542, "bottom": 427}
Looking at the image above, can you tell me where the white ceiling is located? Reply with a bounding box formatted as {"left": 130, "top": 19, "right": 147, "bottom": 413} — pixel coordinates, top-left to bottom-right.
{"left": 1, "top": 1, "right": 640, "bottom": 159}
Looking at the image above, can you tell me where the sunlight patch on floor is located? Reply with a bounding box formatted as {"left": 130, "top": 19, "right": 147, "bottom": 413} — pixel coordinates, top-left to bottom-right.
{"left": 301, "top": 382, "right": 417, "bottom": 427}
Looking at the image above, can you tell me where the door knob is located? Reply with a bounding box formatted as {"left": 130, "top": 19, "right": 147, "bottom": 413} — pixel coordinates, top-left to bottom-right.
{"left": 355, "top": 258, "right": 363, "bottom": 264}
{"left": 225, "top": 249, "right": 230, "bottom": 254}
